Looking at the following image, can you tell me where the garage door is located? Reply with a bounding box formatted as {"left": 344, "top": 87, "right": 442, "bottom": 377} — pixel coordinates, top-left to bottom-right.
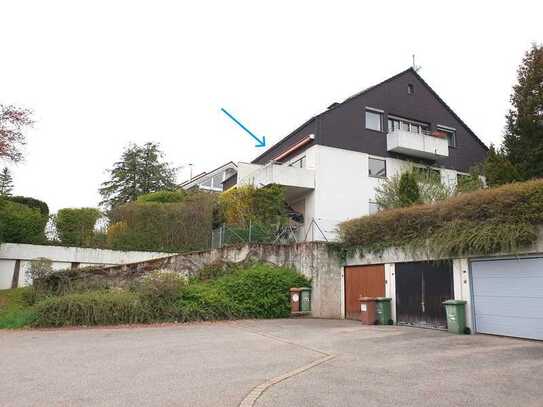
{"left": 471, "top": 257, "right": 543, "bottom": 340}
{"left": 344, "top": 265, "right": 385, "bottom": 320}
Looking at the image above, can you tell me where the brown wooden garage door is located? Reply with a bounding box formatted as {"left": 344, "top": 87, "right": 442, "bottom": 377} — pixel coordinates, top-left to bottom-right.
{"left": 345, "top": 265, "right": 385, "bottom": 320}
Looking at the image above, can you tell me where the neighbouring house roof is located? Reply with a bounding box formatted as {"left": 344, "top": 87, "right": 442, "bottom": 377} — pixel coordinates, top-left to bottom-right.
{"left": 179, "top": 161, "right": 237, "bottom": 190}
{"left": 251, "top": 67, "right": 488, "bottom": 165}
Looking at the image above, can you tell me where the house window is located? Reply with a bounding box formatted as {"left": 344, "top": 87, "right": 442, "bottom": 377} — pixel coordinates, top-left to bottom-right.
{"left": 413, "top": 166, "right": 441, "bottom": 183}
{"left": 290, "top": 156, "right": 306, "bottom": 168}
{"left": 365, "top": 109, "right": 383, "bottom": 131}
{"left": 437, "top": 126, "right": 456, "bottom": 148}
{"left": 407, "top": 84, "right": 414, "bottom": 95}
{"left": 388, "top": 115, "right": 429, "bottom": 135}
{"left": 368, "top": 157, "right": 386, "bottom": 178}
{"left": 369, "top": 201, "right": 380, "bottom": 215}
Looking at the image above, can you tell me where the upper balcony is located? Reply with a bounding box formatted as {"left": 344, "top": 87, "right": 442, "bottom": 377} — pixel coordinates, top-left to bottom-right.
{"left": 237, "top": 162, "right": 315, "bottom": 200}
{"left": 387, "top": 129, "right": 449, "bottom": 160}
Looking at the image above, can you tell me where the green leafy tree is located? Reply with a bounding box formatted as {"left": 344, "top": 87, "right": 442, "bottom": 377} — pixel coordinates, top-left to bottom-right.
{"left": 0, "top": 167, "right": 14, "bottom": 196}
{"left": 398, "top": 172, "right": 420, "bottom": 207}
{"left": 0, "top": 199, "right": 47, "bottom": 244}
{"left": 483, "top": 145, "right": 522, "bottom": 187}
{"left": 54, "top": 208, "right": 102, "bottom": 246}
{"left": 7, "top": 196, "right": 49, "bottom": 217}
{"left": 99, "top": 142, "right": 177, "bottom": 208}
{"left": 488, "top": 44, "right": 543, "bottom": 184}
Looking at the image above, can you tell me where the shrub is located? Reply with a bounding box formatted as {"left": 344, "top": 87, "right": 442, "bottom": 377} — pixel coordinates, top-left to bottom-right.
{"left": 7, "top": 196, "right": 49, "bottom": 217}
{"left": 136, "top": 190, "right": 187, "bottom": 203}
{"left": 339, "top": 179, "right": 543, "bottom": 257}
{"left": 398, "top": 172, "right": 420, "bottom": 207}
{"left": 33, "top": 290, "right": 150, "bottom": 327}
{"left": 26, "top": 257, "right": 53, "bottom": 297}
{"left": 219, "top": 184, "right": 287, "bottom": 228}
{"left": 107, "top": 192, "right": 215, "bottom": 252}
{"left": 54, "top": 208, "right": 101, "bottom": 246}
{"left": 135, "top": 270, "right": 186, "bottom": 318}
{"left": 26, "top": 263, "right": 309, "bottom": 327}
{"left": 0, "top": 198, "right": 47, "bottom": 244}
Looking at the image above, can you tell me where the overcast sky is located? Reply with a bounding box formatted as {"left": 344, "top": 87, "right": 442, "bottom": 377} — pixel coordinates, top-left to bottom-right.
{"left": 1, "top": 1, "right": 541, "bottom": 212}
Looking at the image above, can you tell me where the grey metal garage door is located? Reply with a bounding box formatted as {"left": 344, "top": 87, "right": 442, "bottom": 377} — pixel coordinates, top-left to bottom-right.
{"left": 471, "top": 256, "right": 543, "bottom": 340}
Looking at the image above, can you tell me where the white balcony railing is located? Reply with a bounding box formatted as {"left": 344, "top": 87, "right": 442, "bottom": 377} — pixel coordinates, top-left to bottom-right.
{"left": 237, "top": 162, "right": 315, "bottom": 198}
{"left": 387, "top": 129, "right": 449, "bottom": 159}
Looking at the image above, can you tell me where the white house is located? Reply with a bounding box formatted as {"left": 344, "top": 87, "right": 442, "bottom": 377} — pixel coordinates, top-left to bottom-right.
{"left": 228, "top": 68, "right": 488, "bottom": 241}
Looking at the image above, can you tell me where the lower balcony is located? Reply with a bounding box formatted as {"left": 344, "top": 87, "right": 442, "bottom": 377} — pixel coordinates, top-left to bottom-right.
{"left": 387, "top": 129, "right": 449, "bottom": 160}
{"left": 237, "top": 162, "right": 315, "bottom": 200}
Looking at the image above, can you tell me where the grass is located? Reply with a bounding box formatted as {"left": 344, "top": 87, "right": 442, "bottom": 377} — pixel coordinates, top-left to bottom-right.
{"left": 0, "top": 288, "right": 36, "bottom": 329}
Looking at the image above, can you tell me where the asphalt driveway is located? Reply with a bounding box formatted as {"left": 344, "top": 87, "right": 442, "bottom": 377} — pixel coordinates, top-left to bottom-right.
{"left": 1, "top": 319, "right": 542, "bottom": 407}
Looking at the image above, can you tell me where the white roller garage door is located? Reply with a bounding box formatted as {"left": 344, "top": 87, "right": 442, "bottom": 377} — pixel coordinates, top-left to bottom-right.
{"left": 471, "top": 256, "right": 543, "bottom": 340}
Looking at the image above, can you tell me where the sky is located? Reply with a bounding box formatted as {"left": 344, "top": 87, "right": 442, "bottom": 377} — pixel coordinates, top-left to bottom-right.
{"left": 0, "top": 1, "right": 541, "bottom": 212}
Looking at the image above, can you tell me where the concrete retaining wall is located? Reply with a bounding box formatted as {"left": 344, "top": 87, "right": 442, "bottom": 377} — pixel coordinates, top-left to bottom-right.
{"left": 0, "top": 243, "right": 170, "bottom": 290}
{"left": 50, "top": 243, "right": 345, "bottom": 319}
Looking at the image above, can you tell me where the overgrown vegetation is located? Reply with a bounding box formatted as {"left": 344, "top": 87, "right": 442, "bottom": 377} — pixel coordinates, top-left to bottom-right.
{"left": 339, "top": 179, "right": 543, "bottom": 258}
{"left": 0, "top": 263, "right": 309, "bottom": 328}
{"left": 107, "top": 192, "right": 215, "bottom": 252}
{"left": 375, "top": 166, "right": 471, "bottom": 210}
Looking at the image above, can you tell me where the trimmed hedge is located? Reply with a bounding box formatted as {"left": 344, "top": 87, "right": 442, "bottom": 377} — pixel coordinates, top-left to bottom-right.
{"left": 338, "top": 179, "right": 543, "bottom": 257}
{"left": 55, "top": 208, "right": 102, "bottom": 246}
{"left": 136, "top": 190, "right": 187, "bottom": 203}
{"left": 0, "top": 199, "right": 47, "bottom": 244}
{"left": 33, "top": 290, "right": 150, "bottom": 327}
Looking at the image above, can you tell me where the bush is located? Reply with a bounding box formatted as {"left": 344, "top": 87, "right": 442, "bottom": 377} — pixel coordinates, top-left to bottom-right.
{"left": 0, "top": 198, "right": 47, "bottom": 244}
{"left": 339, "top": 179, "right": 543, "bottom": 257}
{"left": 215, "top": 264, "right": 309, "bottom": 318}
{"left": 219, "top": 184, "right": 287, "bottom": 228}
{"left": 107, "top": 192, "right": 215, "bottom": 252}
{"left": 28, "top": 263, "right": 309, "bottom": 327}
{"left": 54, "top": 208, "right": 101, "bottom": 246}
{"left": 7, "top": 196, "right": 49, "bottom": 217}
{"left": 136, "top": 190, "right": 187, "bottom": 203}
{"left": 33, "top": 290, "right": 150, "bottom": 327}
{"left": 135, "top": 270, "right": 186, "bottom": 318}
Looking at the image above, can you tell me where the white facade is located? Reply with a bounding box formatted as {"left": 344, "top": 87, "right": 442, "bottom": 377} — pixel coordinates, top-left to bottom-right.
{"left": 237, "top": 144, "right": 465, "bottom": 241}
{"left": 0, "top": 243, "right": 170, "bottom": 289}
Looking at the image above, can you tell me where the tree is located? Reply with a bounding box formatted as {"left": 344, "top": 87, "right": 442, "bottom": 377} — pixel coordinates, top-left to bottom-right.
{"left": 0, "top": 105, "right": 33, "bottom": 162}
{"left": 54, "top": 208, "right": 102, "bottom": 246}
{"left": 99, "top": 142, "right": 177, "bottom": 208}
{"left": 483, "top": 145, "right": 522, "bottom": 187}
{"left": 0, "top": 167, "right": 14, "bottom": 196}
{"left": 398, "top": 172, "right": 420, "bottom": 207}
{"left": 491, "top": 44, "right": 543, "bottom": 183}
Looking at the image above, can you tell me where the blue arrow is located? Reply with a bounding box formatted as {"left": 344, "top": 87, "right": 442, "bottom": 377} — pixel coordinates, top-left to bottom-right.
{"left": 221, "top": 108, "right": 266, "bottom": 148}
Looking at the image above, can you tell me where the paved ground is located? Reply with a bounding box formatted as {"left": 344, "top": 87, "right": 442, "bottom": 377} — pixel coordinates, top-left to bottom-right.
{"left": 1, "top": 319, "right": 542, "bottom": 407}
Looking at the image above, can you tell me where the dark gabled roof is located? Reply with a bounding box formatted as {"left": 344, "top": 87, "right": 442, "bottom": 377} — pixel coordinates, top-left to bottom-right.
{"left": 251, "top": 67, "right": 487, "bottom": 163}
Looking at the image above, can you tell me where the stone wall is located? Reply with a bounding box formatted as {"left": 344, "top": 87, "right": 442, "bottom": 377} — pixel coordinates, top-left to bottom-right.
{"left": 61, "top": 243, "right": 344, "bottom": 319}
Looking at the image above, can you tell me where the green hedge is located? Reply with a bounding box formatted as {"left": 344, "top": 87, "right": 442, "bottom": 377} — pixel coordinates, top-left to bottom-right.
{"left": 30, "top": 263, "right": 310, "bottom": 327}
{"left": 33, "top": 290, "right": 150, "bottom": 327}
{"left": 136, "top": 190, "right": 187, "bottom": 203}
{"left": 55, "top": 208, "right": 102, "bottom": 246}
{"left": 338, "top": 179, "right": 543, "bottom": 257}
{"left": 0, "top": 199, "right": 47, "bottom": 244}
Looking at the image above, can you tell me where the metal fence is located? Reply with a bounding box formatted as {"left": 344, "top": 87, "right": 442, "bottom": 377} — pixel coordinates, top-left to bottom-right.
{"left": 211, "top": 222, "right": 301, "bottom": 249}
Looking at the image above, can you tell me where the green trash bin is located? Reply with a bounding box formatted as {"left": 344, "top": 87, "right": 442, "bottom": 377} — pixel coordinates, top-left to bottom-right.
{"left": 300, "top": 287, "right": 311, "bottom": 313}
{"left": 443, "top": 300, "right": 467, "bottom": 334}
{"left": 375, "top": 297, "right": 393, "bottom": 325}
